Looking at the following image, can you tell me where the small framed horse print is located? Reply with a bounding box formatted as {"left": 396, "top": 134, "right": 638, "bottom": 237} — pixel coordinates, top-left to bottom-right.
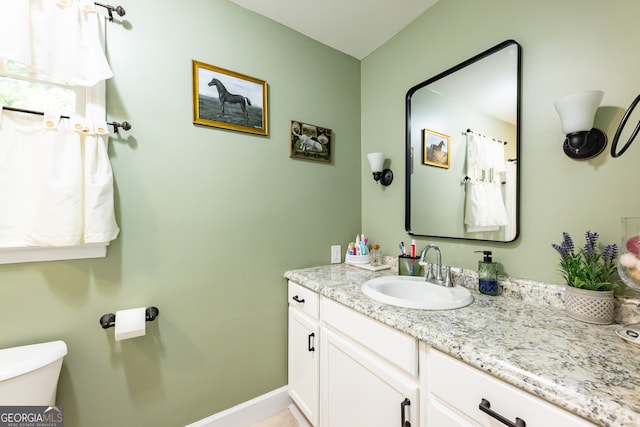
{"left": 423, "top": 129, "right": 450, "bottom": 168}
{"left": 290, "top": 121, "right": 332, "bottom": 162}
{"left": 192, "top": 60, "right": 268, "bottom": 135}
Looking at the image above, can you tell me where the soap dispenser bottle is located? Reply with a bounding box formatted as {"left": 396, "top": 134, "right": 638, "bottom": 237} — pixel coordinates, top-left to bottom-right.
{"left": 475, "top": 251, "right": 498, "bottom": 296}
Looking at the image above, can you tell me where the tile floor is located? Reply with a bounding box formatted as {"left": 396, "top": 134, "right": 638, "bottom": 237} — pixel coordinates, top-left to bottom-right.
{"left": 250, "top": 409, "right": 299, "bottom": 427}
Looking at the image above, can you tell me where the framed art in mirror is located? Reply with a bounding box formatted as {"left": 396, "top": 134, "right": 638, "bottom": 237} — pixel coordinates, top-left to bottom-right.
{"left": 423, "top": 129, "right": 450, "bottom": 168}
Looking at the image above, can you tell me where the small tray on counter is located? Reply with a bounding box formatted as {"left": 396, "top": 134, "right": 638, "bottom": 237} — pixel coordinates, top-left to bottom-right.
{"left": 345, "top": 261, "right": 391, "bottom": 271}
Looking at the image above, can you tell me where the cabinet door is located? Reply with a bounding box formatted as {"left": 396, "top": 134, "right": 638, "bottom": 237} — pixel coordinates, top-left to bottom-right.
{"left": 288, "top": 307, "right": 319, "bottom": 426}
{"left": 321, "top": 327, "right": 419, "bottom": 427}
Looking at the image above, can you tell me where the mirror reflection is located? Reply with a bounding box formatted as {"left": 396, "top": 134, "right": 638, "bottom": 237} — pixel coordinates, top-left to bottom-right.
{"left": 405, "top": 40, "right": 520, "bottom": 242}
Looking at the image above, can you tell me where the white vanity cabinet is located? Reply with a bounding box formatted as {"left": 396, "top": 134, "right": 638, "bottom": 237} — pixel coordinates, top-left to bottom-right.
{"left": 421, "top": 345, "right": 596, "bottom": 427}
{"left": 320, "top": 297, "right": 419, "bottom": 427}
{"left": 288, "top": 281, "right": 320, "bottom": 426}
{"left": 287, "top": 279, "right": 597, "bottom": 427}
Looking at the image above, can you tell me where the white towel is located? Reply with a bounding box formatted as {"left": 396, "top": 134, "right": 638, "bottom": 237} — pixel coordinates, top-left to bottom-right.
{"left": 464, "top": 133, "right": 508, "bottom": 232}
{"left": 504, "top": 162, "right": 517, "bottom": 240}
{"left": 465, "top": 181, "right": 508, "bottom": 231}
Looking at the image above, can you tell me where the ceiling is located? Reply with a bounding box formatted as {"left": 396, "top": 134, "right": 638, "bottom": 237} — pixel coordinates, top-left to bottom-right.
{"left": 228, "top": 0, "right": 440, "bottom": 60}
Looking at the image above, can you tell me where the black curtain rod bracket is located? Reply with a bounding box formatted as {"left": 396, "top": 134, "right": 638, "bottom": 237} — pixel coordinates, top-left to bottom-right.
{"left": 110, "top": 120, "right": 132, "bottom": 135}
{"left": 94, "top": 3, "right": 126, "bottom": 21}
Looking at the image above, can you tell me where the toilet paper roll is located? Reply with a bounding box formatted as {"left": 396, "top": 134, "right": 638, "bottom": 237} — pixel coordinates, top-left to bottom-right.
{"left": 114, "top": 307, "right": 146, "bottom": 341}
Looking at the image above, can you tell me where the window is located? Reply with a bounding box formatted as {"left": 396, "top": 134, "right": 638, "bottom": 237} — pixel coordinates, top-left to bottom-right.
{"left": 0, "top": 62, "right": 76, "bottom": 114}
{"left": 0, "top": 15, "right": 113, "bottom": 264}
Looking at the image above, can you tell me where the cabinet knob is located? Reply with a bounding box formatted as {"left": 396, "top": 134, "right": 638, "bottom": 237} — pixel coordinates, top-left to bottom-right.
{"left": 479, "top": 398, "right": 526, "bottom": 427}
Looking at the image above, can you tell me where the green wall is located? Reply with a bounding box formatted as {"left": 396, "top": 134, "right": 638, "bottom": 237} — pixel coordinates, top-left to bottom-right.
{"left": 0, "top": 1, "right": 360, "bottom": 426}
{"left": 362, "top": 0, "right": 640, "bottom": 284}
{"left": 3, "top": 0, "right": 640, "bottom": 425}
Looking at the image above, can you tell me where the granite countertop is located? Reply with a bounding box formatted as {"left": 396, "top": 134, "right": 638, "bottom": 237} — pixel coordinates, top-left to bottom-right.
{"left": 284, "top": 263, "right": 640, "bottom": 427}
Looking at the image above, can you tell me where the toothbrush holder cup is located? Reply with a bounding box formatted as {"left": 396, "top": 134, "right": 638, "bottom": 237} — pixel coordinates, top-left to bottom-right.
{"left": 398, "top": 256, "right": 423, "bottom": 276}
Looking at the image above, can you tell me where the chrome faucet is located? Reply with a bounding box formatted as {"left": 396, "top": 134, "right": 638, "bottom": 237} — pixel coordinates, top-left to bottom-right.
{"left": 418, "top": 244, "right": 454, "bottom": 287}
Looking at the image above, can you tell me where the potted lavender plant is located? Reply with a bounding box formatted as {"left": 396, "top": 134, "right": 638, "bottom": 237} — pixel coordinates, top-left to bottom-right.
{"left": 552, "top": 231, "right": 618, "bottom": 324}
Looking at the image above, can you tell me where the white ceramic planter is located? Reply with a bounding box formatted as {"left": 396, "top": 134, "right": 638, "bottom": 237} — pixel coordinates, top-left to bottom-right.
{"left": 564, "top": 285, "right": 614, "bottom": 324}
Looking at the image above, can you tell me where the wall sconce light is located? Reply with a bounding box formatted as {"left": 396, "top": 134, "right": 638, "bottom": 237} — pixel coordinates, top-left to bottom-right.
{"left": 367, "top": 152, "right": 393, "bottom": 186}
{"left": 554, "top": 90, "right": 607, "bottom": 159}
{"left": 555, "top": 91, "right": 640, "bottom": 159}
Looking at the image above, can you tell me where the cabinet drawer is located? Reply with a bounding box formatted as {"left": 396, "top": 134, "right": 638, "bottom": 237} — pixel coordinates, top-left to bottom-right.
{"left": 321, "top": 296, "right": 418, "bottom": 377}
{"left": 288, "top": 281, "right": 319, "bottom": 319}
{"left": 427, "top": 349, "right": 596, "bottom": 427}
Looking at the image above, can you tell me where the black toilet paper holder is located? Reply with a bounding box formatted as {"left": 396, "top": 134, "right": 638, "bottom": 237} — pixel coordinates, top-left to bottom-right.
{"left": 99, "top": 306, "right": 159, "bottom": 329}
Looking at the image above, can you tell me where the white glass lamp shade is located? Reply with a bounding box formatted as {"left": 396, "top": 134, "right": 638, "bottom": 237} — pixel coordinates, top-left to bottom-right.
{"left": 367, "top": 152, "right": 385, "bottom": 173}
{"left": 554, "top": 90, "right": 604, "bottom": 134}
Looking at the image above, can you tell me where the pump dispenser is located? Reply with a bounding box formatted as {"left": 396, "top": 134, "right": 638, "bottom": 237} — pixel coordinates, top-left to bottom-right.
{"left": 475, "top": 251, "right": 498, "bottom": 296}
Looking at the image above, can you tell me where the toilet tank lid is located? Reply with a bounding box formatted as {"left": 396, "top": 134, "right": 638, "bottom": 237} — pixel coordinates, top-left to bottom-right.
{"left": 0, "top": 340, "right": 68, "bottom": 381}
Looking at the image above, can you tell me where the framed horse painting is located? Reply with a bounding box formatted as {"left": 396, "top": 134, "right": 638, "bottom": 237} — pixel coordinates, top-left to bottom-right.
{"left": 192, "top": 60, "right": 268, "bottom": 135}
{"left": 423, "top": 129, "right": 450, "bottom": 168}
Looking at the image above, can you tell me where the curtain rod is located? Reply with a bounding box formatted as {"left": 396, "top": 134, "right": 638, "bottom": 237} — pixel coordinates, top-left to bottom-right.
{"left": 465, "top": 128, "right": 508, "bottom": 145}
{"left": 2, "top": 105, "right": 131, "bottom": 134}
{"left": 94, "top": 3, "right": 126, "bottom": 22}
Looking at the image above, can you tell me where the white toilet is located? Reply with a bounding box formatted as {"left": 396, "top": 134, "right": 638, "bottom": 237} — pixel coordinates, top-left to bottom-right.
{"left": 0, "top": 340, "right": 68, "bottom": 405}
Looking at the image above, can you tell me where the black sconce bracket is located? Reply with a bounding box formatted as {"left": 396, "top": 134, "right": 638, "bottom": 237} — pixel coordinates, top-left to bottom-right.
{"left": 373, "top": 169, "right": 393, "bottom": 186}
{"left": 563, "top": 128, "right": 607, "bottom": 160}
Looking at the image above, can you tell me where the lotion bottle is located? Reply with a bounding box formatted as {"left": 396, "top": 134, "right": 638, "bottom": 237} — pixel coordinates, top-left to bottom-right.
{"left": 475, "top": 251, "right": 498, "bottom": 296}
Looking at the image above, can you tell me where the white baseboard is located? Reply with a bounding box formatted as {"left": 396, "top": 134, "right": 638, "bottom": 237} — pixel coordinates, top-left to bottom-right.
{"left": 288, "top": 403, "right": 312, "bottom": 427}
{"left": 185, "top": 386, "right": 292, "bottom": 427}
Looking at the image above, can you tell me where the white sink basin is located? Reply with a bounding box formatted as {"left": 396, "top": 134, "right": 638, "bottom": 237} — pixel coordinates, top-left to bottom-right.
{"left": 362, "top": 275, "right": 474, "bottom": 310}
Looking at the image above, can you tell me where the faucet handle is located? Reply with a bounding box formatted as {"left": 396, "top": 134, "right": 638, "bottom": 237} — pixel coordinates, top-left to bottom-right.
{"left": 443, "top": 266, "right": 454, "bottom": 287}
{"left": 425, "top": 263, "right": 435, "bottom": 280}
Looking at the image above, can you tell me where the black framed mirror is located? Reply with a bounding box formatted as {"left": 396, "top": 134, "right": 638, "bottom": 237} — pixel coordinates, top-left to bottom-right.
{"left": 405, "top": 40, "right": 521, "bottom": 242}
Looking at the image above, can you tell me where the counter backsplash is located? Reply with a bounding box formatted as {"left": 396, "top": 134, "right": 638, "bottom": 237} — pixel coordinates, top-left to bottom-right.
{"left": 383, "top": 256, "right": 640, "bottom": 325}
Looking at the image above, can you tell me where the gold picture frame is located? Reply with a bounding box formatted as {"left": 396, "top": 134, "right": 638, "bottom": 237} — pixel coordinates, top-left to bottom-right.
{"left": 423, "top": 129, "right": 450, "bottom": 168}
{"left": 192, "top": 60, "right": 268, "bottom": 135}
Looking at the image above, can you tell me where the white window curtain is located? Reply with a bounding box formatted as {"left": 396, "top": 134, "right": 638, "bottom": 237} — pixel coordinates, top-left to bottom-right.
{"left": 0, "top": 0, "right": 113, "bottom": 86}
{"left": 0, "top": 110, "right": 119, "bottom": 247}
{"left": 0, "top": 0, "right": 119, "bottom": 250}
